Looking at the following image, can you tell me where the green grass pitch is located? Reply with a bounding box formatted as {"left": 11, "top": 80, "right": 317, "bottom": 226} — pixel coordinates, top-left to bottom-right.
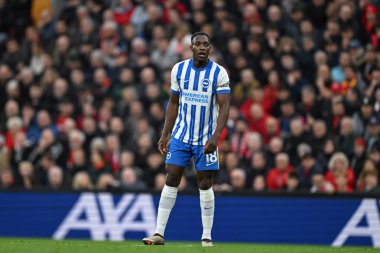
{"left": 0, "top": 238, "right": 379, "bottom": 253}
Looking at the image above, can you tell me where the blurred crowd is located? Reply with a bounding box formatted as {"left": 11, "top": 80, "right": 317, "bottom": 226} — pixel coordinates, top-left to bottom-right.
{"left": 0, "top": 0, "right": 380, "bottom": 193}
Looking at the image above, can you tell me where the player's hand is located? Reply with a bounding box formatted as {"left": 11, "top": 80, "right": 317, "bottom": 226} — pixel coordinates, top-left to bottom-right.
{"left": 203, "top": 136, "right": 218, "bottom": 154}
{"left": 158, "top": 135, "right": 170, "bottom": 155}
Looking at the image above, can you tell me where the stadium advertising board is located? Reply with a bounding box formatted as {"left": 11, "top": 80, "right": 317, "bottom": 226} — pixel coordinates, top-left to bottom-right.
{"left": 0, "top": 192, "right": 378, "bottom": 247}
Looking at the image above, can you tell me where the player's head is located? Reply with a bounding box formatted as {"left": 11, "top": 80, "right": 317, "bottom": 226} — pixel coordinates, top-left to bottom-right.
{"left": 190, "top": 32, "right": 211, "bottom": 62}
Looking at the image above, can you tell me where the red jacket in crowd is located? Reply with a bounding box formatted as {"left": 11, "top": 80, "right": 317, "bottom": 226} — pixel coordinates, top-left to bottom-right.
{"left": 266, "top": 165, "right": 294, "bottom": 191}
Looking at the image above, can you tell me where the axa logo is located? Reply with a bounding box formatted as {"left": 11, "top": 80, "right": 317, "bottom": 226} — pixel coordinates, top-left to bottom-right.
{"left": 53, "top": 193, "right": 156, "bottom": 240}
{"left": 333, "top": 199, "right": 380, "bottom": 247}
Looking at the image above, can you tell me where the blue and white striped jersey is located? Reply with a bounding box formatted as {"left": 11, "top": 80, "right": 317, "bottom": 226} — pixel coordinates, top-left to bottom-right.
{"left": 170, "top": 59, "right": 230, "bottom": 146}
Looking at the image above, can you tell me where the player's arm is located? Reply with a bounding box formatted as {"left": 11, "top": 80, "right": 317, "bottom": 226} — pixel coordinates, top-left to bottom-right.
{"left": 158, "top": 92, "right": 179, "bottom": 154}
{"left": 203, "top": 93, "right": 230, "bottom": 154}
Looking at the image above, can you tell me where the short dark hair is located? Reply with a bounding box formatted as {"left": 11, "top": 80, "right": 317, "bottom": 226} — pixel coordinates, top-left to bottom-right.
{"left": 288, "top": 172, "right": 299, "bottom": 180}
{"left": 191, "top": 32, "right": 210, "bottom": 44}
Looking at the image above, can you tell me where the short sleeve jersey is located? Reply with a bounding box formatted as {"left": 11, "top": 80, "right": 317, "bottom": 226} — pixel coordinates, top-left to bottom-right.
{"left": 170, "top": 59, "right": 230, "bottom": 145}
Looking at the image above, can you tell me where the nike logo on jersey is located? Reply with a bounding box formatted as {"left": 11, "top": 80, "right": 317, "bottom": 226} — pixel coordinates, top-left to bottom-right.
{"left": 206, "top": 161, "right": 216, "bottom": 166}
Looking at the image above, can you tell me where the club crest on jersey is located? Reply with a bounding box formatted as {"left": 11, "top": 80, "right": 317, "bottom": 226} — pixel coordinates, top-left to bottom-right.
{"left": 202, "top": 79, "right": 211, "bottom": 89}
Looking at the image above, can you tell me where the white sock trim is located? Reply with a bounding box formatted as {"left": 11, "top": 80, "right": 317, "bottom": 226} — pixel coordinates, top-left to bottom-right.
{"left": 162, "top": 184, "right": 178, "bottom": 198}
{"left": 199, "top": 188, "right": 215, "bottom": 202}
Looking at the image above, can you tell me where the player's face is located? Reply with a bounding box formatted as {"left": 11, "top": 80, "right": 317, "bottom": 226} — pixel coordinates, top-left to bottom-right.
{"left": 190, "top": 35, "right": 211, "bottom": 62}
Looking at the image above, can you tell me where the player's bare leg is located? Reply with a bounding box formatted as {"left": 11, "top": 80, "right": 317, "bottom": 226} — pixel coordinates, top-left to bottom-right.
{"left": 143, "top": 164, "right": 184, "bottom": 245}
{"left": 197, "top": 170, "right": 215, "bottom": 247}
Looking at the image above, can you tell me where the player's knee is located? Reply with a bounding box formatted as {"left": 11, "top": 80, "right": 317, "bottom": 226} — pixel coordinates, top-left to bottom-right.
{"left": 198, "top": 179, "right": 213, "bottom": 190}
{"left": 165, "top": 173, "right": 182, "bottom": 187}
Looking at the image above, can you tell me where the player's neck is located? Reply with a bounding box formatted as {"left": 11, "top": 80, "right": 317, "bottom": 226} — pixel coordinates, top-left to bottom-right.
{"left": 193, "top": 58, "right": 209, "bottom": 69}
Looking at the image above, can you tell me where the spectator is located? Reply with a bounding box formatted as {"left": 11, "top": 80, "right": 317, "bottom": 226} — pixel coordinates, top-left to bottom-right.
{"left": 148, "top": 102, "right": 165, "bottom": 137}
{"left": 327, "top": 96, "right": 346, "bottom": 136}
{"left": 0, "top": 135, "right": 7, "bottom": 166}
{"left": 135, "top": 132, "right": 154, "bottom": 169}
{"left": 120, "top": 150, "right": 138, "bottom": 170}
{"left": 278, "top": 98, "right": 297, "bottom": 133}
{"left": 359, "top": 45, "right": 377, "bottom": 83}
{"left": 72, "top": 171, "right": 94, "bottom": 191}
{"left": 151, "top": 37, "right": 178, "bottom": 72}
{"left": 223, "top": 152, "right": 240, "bottom": 174}
{"left": 284, "top": 65, "right": 307, "bottom": 101}
{"left": 2, "top": 100, "right": 18, "bottom": 129}
{"left": 284, "top": 117, "right": 311, "bottom": 165}
{"left": 0, "top": 169, "right": 14, "bottom": 189}
{"left": 230, "top": 117, "right": 252, "bottom": 160}
{"left": 143, "top": 151, "right": 164, "bottom": 188}
{"left": 262, "top": 117, "right": 280, "bottom": 144}
{"left": 332, "top": 51, "right": 351, "bottom": 83}
{"left": 52, "top": 35, "right": 77, "bottom": 75}
{"left": 2, "top": 38, "right": 23, "bottom": 70}
{"left": 297, "top": 85, "right": 322, "bottom": 119}
{"left": 69, "top": 148, "right": 87, "bottom": 176}
{"left": 361, "top": 169, "right": 380, "bottom": 193}
{"left": 5, "top": 79, "right": 21, "bottom": 103}
{"left": 88, "top": 150, "right": 112, "bottom": 184}
{"left": 81, "top": 116, "right": 98, "bottom": 150}
{"left": 368, "top": 145, "right": 380, "bottom": 168}
{"left": 335, "top": 171, "right": 353, "bottom": 193}
{"left": 311, "top": 120, "right": 329, "bottom": 156}
{"left": 266, "top": 137, "right": 284, "bottom": 169}
{"left": 5, "top": 116, "right": 24, "bottom": 151}
{"left": 252, "top": 175, "right": 266, "bottom": 192}
{"left": 310, "top": 172, "right": 335, "bottom": 194}
{"left": 245, "top": 103, "right": 269, "bottom": 135}
{"left": 113, "top": 0, "right": 135, "bottom": 27}
{"left": 286, "top": 172, "right": 300, "bottom": 192}
{"left": 247, "top": 151, "right": 268, "bottom": 184}
{"left": 366, "top": 116, "right": 380, "bottom": 152}
{"left": 315, "top": 64, "right": 333, "bottom": 101}
{"left": 96, "top": 173, "right": 118, "bottom": 190}
{"left": 374, "top": 88, "right": 380, "bottom": 115}
{"left": 232, "top": 68, "right": 260, "bottom": 106}
{"left": 28, "top": 129, "right": 61, "bottom": 164}
{"left": 296, "top": 153, "right": 324, "bottom": 189}
{"left": 257, "top": 54, "right": 276, "bottom": 85}
{"left": 47, "top": 166, "right": 64, "bottom": 190}
{"left": 263, "top": 70, "right": 281, "bottom": 113}
{"left": 18, "top": 161, "right": 35, "bottom": 190}
{"left": 350, "top": 138, "right": 367, "bottom": 177}
{"left": 230, "top": 168, "right": 247, "bottom": 190}
{"left": 266, "top": 153, "right": 294, "bottom": 191}
{"left": 335, "top": 116, "right": 356, "bottom": 157}
{"left": 297, "top": 143, "right": 313, "bottom": 162}
{"left": 325, "top": 152, "right": 355, "bottom": 191}
{"left": 27, "top": 110, "right": 59, "bottom": 146}
{"left": 356, "top": 159, "right": 378, "bottom": 191}
{"left": 352, "top": 97, "right": 374, "bottom": 136}
{"left": 120, "top": 167, "right": 146, "bottom": 190}
{"left": 105, "top": 134, "right": 121, "bottom": 174}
